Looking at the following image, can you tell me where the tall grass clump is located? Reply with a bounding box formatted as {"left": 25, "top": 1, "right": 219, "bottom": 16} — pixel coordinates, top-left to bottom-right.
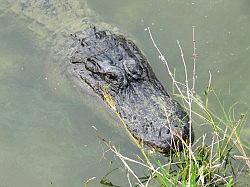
{"left": 86, "top": 27, "right": 249, "bottom": 187}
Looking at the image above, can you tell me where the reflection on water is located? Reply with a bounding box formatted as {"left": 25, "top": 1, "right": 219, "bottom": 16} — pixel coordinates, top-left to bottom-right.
{"left": 0, "top": 0, "right": 249, "bottom": 186}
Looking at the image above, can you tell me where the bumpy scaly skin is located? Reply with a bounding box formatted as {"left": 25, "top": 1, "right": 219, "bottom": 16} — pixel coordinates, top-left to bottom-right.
{"left": 67, "top": 26, "right": 193, "bottom": 153}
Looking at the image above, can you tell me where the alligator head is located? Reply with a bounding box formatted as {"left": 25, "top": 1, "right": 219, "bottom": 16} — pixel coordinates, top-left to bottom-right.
{"left": 67, "top": 25, "right": 193, "bottom": 153}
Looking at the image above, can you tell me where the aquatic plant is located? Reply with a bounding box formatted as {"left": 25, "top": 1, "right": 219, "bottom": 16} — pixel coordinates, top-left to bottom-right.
{"left": 84, "top": 27, "right": 249, "bottom": 187}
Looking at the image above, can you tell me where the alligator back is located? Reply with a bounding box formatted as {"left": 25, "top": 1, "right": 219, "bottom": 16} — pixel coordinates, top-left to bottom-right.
{"left": 5, "top": 0, "right": 99, "bottom": 49}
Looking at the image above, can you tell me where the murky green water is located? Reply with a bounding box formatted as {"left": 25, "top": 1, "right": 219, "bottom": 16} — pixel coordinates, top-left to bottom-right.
{"left": 0, "top": 0, "right": 249, "bottom": 186}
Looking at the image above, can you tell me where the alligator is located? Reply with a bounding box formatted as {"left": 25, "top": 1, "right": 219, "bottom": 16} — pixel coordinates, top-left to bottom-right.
{"left": 8, "top": 0, "right": 193, "bottom": 153}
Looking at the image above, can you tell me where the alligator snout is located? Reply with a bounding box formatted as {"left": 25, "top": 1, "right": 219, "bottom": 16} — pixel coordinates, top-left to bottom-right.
{"left": 68, "top": 25, "right": 193, "bottom": 153}
{"left": 114, "top": 79, "right": 192, "bottom": 153}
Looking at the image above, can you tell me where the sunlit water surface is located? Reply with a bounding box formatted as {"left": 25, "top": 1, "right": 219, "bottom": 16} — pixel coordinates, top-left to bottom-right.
{"left": 0, "top": 0, "right": 249, "bottom": 186}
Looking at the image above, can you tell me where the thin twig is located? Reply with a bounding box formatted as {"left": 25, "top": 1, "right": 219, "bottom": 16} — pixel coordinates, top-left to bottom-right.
{"left": 177, "top": 39, "right": 194, "bottom": 187}
{"left": 192, "top": 26, "right": 197, "bottom": 93}
{"left": 147, "top": 27, "right": 189, "bottom": 105}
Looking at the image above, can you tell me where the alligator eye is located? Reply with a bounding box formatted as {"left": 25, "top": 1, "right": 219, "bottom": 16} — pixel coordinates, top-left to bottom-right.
{"left": 85, "top": 58, "right": 98, "bottom": 72}
{"left": 124, "top": 59, "right": 143, "bottom": 79}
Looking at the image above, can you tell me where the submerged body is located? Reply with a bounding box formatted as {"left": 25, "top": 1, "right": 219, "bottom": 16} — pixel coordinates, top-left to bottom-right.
{"left": 11, "top": 0, "right": 193, "bottom": 153}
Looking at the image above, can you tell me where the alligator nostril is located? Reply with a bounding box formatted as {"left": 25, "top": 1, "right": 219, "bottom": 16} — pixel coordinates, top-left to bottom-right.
{"left": 117, "top": 54, "right": 123, "bottom": 61}
{"left": 173, "top": 121, "right": 184, "bottom": 128}
{"left": 159, "top": 127, "right": 170, "bottom": 138}
{"left": 166, "top": 128, "right": 170, "bottom": 134}
{"left": 174, "top": 123, "right": 179, "bottom": 128}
